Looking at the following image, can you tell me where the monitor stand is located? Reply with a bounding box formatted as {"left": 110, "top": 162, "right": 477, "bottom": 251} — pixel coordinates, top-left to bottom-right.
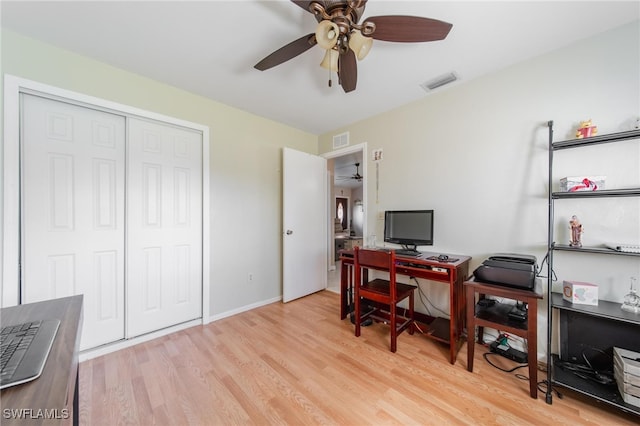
{"left": 395, "top": 245, "right": 421, "bottom": 257}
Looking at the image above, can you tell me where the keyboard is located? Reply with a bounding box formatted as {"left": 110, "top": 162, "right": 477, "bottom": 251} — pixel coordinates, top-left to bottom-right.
{"left": 0, "top": 319, "right": 60, "bottom": 389}
{"left": 394, "top": 249, "right": 421, "bottom": 257}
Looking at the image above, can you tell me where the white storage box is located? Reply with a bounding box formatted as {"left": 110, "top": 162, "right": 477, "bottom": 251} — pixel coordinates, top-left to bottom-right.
{"left": 560, "top": 176, "right": 605, "bottom": 192}
{"left": 614, "top": 347, "right": 640, "bottom": 408}
{"left": 562, "top": 280, "right": 598, "bottom": 305}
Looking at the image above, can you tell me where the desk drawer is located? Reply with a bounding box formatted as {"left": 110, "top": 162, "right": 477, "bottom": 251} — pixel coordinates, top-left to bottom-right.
{"left": 396, "top": 266, "right": 450, "bottom": 281}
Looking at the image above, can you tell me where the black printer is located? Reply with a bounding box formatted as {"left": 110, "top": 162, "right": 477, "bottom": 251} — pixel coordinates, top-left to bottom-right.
{"left": 473, "top": 253, "right": 537, "bottom": 290}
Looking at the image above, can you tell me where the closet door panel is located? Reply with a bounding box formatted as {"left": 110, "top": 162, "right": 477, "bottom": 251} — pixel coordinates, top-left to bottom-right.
{"left": 21, "top": 94, "right": 126, "bottom": 350}
{"left": 127, "top": 118, "right": 202, "bottom": 337}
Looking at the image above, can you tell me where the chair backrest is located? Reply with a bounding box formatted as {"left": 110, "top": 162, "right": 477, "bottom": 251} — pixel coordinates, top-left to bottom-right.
{"left": 354, "top": 247, "right": 396, "bottom": 273}
{"left": 354, "top": 247, "right": 398, "bottom": 298}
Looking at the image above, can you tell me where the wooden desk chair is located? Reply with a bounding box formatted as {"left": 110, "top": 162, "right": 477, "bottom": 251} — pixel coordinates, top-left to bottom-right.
{"left": 353, "top": 247, "right": 416, "bottom": 352}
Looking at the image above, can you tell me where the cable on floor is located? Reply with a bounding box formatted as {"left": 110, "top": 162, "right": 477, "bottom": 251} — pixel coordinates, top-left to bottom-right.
{"left": 483, "top": 352, "right": 528, "bottom": 373}
{"left": 411, "top": 277, "right": 449, "bottom": 318}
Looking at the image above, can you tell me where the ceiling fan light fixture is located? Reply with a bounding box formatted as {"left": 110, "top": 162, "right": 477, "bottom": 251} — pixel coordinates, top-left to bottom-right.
{"left": 315, "top": 20, "right": 340, "bottom": 49}
{"left": 320, "top": 49, "right": 339, "bottom": 72}
{"left": 348, "top": 30, "right": 373, "bottom": 60}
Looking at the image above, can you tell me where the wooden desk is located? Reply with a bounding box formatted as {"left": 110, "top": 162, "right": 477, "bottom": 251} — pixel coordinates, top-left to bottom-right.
{"left": 1, "top": 295, "right": 83, "bottom": 425}
{"left": 464, "top": 279, "right": 542, "bottom": 398}
{"left": 340, "top": 249, "right": 471, "bottom": 364}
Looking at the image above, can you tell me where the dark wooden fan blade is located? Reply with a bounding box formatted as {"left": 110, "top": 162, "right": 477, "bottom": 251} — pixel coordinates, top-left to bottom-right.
{"left": 363, "top": 15, "right": 453, "bottom": 42}
{"left": 254, "top": 34, "right": 317, "bottom": 71}
{"left": 338, "top": 49, "right": 357, "bottom": 93}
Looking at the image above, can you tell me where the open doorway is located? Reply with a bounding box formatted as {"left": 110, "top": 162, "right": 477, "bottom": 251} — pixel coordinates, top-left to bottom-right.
{"left": 322, "top": 143, "right": 367, "bottom": 293}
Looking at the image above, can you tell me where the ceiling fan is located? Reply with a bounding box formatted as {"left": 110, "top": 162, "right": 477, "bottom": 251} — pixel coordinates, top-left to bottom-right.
{"left": 254, "top": 0, "right": 453, "bottom": 93}
{"left": 336, "top": 163, "right": 363, "bottom": 182}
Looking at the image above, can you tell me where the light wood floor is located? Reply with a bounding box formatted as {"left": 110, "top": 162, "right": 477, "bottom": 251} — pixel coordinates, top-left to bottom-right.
{"left": 79, "top": 290, "right": 638, "bottom": 425}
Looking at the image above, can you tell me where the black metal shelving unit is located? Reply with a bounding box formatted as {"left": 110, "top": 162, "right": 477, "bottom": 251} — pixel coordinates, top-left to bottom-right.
{"left": 545, "top": 121, "right": 640, "bottom": 415}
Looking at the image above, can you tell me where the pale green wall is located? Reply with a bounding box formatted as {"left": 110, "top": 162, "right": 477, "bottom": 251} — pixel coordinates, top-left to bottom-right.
{"left": 319, "top": 21, "right": 640, "bottom": 358}
{"left": 1, "top": 29, "right": 319, "bottom": 316}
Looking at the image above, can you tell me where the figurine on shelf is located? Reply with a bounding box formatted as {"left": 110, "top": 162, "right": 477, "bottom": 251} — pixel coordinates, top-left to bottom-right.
{"left": 621, "top": 277, "right": 639, "bottom": 314}
{"left": 569, "top": 215, "right": 583, "bottom": 247}
{"left": 575, "top": 119, "right": 598, "bottom": 139}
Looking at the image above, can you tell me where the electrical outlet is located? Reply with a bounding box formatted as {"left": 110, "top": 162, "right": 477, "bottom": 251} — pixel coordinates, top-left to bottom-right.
{"left": 247, "top": 273, "right": 254, "bottom": 283}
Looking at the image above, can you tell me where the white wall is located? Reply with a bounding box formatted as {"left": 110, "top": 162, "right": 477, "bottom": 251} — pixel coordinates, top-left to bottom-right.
{"left": 0, "top": 29, "right": 318, "bottom": 319}
{"left": 319, "top": 21, "right": 640, "bottom": 358}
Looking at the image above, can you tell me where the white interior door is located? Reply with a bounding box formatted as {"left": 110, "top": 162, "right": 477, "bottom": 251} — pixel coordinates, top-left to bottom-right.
{"left": 126, "top": 117, "right": 203, "bottom": 337}
{"left": 282, "top": 148, "right": 327, "bottom": 303}
{"left": 21, "top": 94, "right": 126, "bottom": 350}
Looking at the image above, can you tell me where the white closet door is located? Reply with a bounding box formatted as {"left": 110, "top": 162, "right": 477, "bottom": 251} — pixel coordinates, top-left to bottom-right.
{"left": 126, "top": 118, "right": 202, "bottom": 337}
{"left": 21, "top": 94, "right": 126, "bottom": 350}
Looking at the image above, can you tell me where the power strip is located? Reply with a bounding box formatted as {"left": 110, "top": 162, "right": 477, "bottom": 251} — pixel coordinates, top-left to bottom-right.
{"left": 489, "top": 341, "right": 528, "bottom": 364}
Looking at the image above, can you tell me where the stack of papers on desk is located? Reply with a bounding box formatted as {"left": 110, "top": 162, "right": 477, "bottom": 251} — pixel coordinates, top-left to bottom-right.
{"left": 606, "top": 243, "right": 640, "bottom": 253}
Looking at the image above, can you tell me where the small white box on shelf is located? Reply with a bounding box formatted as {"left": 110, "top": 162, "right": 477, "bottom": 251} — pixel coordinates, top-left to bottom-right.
{"left": 560, "top": 176, "right": 606, "bottom": 192}
{"left": 562, "top": 280, "right": 598, "bottom": 305}
{"left": 614, "top": 347, "right": 640, "bottom": 408}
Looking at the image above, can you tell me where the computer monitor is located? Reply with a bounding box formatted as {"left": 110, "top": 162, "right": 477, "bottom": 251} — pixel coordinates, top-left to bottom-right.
{"left": 384, "top": 210, "right": 434, "bottom": 252}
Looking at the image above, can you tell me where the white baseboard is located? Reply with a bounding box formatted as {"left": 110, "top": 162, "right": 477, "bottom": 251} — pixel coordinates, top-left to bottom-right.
{"left": 209, "top": 296, "right": 282, "bottom": 322}
{"left": 79, "top": 319, "right": 202, "bottom": 361}
{"left": 78, "top": 296, "right": 284, "bottom": 362}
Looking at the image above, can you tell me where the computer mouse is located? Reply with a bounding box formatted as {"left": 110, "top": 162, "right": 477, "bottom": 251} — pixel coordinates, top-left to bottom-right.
{"left": 438, "top": 254, "right": 449, "bottom": 261}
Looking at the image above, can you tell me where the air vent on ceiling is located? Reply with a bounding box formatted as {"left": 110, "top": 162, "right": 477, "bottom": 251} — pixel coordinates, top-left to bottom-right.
{"left": 420, "top": 72, "right": 459, "bottom": 92}
{"left": 333, "top": 132, "right": 349, "bottom": 149}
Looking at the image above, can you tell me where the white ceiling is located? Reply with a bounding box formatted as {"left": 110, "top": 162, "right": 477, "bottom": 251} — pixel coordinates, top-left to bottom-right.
{"left": 2, "top": 1, "right": 639, "bottom": 136}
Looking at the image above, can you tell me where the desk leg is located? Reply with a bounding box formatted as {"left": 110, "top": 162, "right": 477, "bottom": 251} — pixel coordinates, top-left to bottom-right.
{"left": 454, "top": 275, "right": 466, "bottom": 362}
{"left": 527, "top": 296, "right": 538, "bottom": 399}
{"left": 448, "top": 276, "right": 456, "bottom": 364}
{"left": 456, "top": 277, "right": 464, "bottom": 345}
{"left": 466, "top": 287, "right": 475, "bottom": 372}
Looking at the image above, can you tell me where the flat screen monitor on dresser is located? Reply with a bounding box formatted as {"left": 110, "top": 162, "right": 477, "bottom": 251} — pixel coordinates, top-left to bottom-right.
{"left": 384, "top": 210, "right": 434, "bottom": 255}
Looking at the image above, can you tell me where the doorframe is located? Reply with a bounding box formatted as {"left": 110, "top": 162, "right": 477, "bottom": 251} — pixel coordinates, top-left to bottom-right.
{"left": 1, "top": 75, "right": 211, "bottom": 327}
{"left": 322, "top": 142, "right": 367, "bottom": 271}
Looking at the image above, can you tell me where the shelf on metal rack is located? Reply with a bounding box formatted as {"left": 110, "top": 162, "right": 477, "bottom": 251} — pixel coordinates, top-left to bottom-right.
{"left": 551, "top": 354, "right": 640, "bottom": 416}
{"left": 550, "top": 293, "right": 640, "bottom": 325}
{"left": 551, "top": 244, "right": 640, "bottom": 257}
{"left": 552, "top": 188, "right": 640, "bottom": 199}
{"left": 552, "top": 128, "right": 640, "bottom": 150}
